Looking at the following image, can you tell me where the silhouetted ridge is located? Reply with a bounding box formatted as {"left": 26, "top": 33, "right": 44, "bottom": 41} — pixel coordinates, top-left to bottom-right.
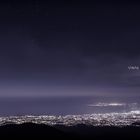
{"left": 0, "top": 123, "right": 140, "bottom": 139}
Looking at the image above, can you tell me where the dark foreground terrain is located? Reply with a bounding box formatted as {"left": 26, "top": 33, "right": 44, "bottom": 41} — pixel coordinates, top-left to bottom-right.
{"left": 0, "top": 123, "right": 140, "bottom": 140}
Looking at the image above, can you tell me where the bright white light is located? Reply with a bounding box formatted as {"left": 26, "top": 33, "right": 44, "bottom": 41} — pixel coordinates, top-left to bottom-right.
{"left": 0, "top": 110, "right": 140, "bottom": 126}
{"left": 130, "top": 110, "right": 140, "bottom": 114}
{"left": 88, "top": 103, "right": 126, "bottom": 107}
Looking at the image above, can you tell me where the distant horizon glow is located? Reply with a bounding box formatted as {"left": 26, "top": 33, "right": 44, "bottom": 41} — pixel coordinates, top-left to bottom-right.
{"left": 88, "top": 103, "right": 127, "bottom": 107}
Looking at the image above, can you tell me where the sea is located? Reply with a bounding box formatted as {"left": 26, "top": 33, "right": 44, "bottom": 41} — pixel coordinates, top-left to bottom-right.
{"left": 0, "top": 96, "right": 140, "bottom": 117}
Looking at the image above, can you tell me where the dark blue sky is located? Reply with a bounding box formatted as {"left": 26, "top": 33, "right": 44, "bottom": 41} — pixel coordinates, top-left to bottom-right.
{"left": 0, "top": 1, "right": 140, "bottom": 96}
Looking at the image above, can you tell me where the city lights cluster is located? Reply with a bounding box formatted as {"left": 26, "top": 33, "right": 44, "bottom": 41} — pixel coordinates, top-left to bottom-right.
{"left": 0, "top": 111, "right": 140, "bottom": 127}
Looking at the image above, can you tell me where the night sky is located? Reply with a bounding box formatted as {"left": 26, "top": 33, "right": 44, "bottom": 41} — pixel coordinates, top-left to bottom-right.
{"left": 0, "top": 1, "right": 140, "bottom": 97}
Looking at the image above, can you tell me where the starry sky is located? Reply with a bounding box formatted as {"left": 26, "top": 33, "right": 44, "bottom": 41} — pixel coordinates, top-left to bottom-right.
{"left": 0, "top": 1, "right": 140, "bottom": 97}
